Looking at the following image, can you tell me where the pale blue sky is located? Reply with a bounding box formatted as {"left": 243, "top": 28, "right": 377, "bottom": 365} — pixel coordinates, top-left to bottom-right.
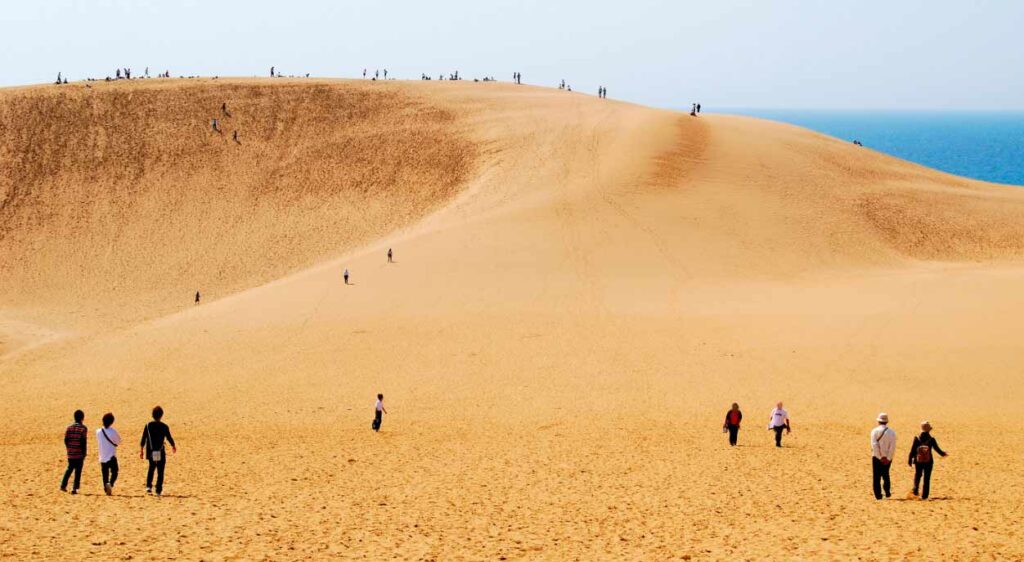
{"left": 3, "top": 0, "right": 1022, "bottom": 109}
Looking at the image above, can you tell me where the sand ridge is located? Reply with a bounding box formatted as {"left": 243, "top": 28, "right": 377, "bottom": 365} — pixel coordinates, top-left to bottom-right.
{"left": 2, "top": 78, "right": 1024, "bottom": 560}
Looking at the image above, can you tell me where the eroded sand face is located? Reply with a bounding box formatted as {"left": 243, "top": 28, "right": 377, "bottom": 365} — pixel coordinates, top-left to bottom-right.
{"left": 2, "top": 79, "right": 1024, "bottom": 560}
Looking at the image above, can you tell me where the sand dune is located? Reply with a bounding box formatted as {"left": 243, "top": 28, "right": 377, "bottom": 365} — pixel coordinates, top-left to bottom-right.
{"left": 2, "top": 79, "right": 1024, "bottom": 560}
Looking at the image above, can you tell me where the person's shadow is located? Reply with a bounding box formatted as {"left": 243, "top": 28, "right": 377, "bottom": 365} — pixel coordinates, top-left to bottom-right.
{"left": 76, "top": 492, "right": 194, "bottom": 499}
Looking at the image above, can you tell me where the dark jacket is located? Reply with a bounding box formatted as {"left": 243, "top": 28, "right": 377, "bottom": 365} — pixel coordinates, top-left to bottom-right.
{"left": 908, "top": 432, "right": 946, "bottom": 465}
{"left": 140, "top": 421, "right": 175, "bottom": 454}
{"left": 64, "top": 423, "right": 88, "bottom": 460}
{"left": 724, "top": 410, "right": 743, "bottom": 427}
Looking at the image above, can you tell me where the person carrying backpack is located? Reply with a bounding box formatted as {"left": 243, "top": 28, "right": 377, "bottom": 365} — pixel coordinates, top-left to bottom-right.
{"left": 723, "top": 403, "right": 742, "bottom": 446}
{"left": 97, "top": 412, "right": 122, "bottom": 495}
{"left": 61, "top": 410, "right": 88, "bottom": 494}
{"left": 908, "top": 421, "right": 948, "bottom": 500}
{"left": 140, "top": 406, "right": 176, "bottom": 497}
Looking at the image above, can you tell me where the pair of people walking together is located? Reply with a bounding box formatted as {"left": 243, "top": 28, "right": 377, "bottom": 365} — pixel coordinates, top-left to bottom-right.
{"left": 871, "top": 413, "right": 948, "bottom": 500}
{"left": 719, "top": 401, "right": 791, "bottom": 447}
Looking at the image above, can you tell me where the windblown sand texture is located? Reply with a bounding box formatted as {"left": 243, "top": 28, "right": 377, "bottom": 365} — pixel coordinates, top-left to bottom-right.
{"left": 2, "top": 78, "right": 1024, "bottom": 560}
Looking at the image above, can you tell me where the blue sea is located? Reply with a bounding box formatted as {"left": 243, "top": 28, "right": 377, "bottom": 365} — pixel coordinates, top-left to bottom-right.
{"left": 724, "top": 110, "right": 1024, "bottom": 186}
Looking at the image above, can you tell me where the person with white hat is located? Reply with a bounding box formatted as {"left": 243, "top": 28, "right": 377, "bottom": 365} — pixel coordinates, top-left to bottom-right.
{"left": 870, "top": 413, "right": 897, "bottom": 499}
{"left": 908, "top": 421, "right": 948, "bottom": 500}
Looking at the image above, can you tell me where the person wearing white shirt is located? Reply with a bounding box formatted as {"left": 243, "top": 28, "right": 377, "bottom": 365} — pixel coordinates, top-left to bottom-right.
{"left": 870, "top": 412, "right": 897, "bottom": 500}
{"left": 372, "top": 393, "right": 387, "bottom": 432}
{"left": 97, "top": 412, "right": 122, "bottom": 496}
{"left": 767, "top": 402, "right": 791, "bottom": 447}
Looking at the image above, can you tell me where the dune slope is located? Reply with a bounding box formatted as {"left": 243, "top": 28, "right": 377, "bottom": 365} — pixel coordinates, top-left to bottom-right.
{"left": 2, "top": 79, "right": 1024, "bottom": 560}
{"left": 0, "top": 79, "right": 473, "bottom": 331}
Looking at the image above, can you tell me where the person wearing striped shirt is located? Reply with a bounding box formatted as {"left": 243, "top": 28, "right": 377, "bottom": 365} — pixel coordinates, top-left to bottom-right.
{"left": 61, "top": 410, "right": 88, "bottom": 494}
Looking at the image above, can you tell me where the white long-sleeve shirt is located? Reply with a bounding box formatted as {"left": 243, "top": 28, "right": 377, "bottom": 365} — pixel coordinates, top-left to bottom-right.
{"left": 870, "top": 424, "right": 897, "bottom": 460}
{"left": 767, "top": 408, "right": 789, "bottom": 429}
{"left": 96, "top": 427, "right": 122, "bottom": 463}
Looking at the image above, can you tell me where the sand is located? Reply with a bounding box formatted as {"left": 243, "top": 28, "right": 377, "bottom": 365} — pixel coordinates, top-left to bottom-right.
{"left": 2, "top": 78, "right": 1024, "bottom": 560}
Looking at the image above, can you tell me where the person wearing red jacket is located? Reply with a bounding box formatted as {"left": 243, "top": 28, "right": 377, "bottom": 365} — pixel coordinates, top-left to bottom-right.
{"left": 723, "top": 403, "right": 743, "bottom": 446}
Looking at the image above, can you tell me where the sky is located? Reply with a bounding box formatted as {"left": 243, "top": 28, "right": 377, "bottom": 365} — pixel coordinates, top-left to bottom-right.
{"left": 2, "top": 0, "right": 1022, "bottom": 110}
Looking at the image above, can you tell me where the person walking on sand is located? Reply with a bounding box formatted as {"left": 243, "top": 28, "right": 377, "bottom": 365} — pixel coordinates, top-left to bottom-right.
{"left": 908, "top": 421, "right": 948, "bottom": 500}
{"left": 61, "top": 410, "right": 88, "bottom": 494}
{"left": 723, "top": 403, "right": 743, "bottom": 446}
{"left": 212, "top": 118, "right": 219, "bottom": 132}
{"left": 232, "top": 130, "right": 239, "bottom": 143}
{"left": 270, "top": 66, "right": 275, "bottom": 77}
{"left": 871, "top": 413, "right": 897, "bottom": 500}
{"left": 97, "top": 412, "right": 121, "bottom": 496}
{"left": 343, "top": 268, "right": 350, "bottom": 285}
{"left": 140, "top": 406, "right": 176, "bottom": 497}
{"left": 372, "top": 394, "right": 387, "bottom": 431}
{"left": 387, "top": 248, "right": 393, "bottom": 263}
{"left": 195, "top": 290, "right": 200, "bottom": 304}
{"left": 697, "top": 103, "right": 701, "bottom": 113}
{"left": 767, "top": 402, "right": 790, "bottom": 447}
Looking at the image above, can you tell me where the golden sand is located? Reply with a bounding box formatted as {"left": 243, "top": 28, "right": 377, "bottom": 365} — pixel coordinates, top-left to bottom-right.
{"left": 2, "top": 78, "right": 1024, "bottom": 560}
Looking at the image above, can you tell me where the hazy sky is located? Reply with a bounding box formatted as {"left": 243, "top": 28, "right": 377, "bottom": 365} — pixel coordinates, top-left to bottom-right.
{"left": 3, "top": 0, "right": 1022, "bottom": 109}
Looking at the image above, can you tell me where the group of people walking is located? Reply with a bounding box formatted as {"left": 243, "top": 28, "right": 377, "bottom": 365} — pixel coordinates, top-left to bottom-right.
{"left": 61, "top": 406, "right": 176, "bottom": 497}
{"left": 871, "top": 413, "right": 948, "bottom": 500}
{"left": 210, "top": 101, "right": 241, "bottom": 143}
{"left": 723, "top": 403, "right": 949, "bottom": 500}
{"left": 722, "top": 401, "right": 791, "bottom": 447}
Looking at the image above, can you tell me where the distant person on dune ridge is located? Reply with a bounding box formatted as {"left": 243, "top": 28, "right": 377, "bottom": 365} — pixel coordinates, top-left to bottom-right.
{"left": 97, "top": 412, "right": 122, "bottom": 496}
{"left": 343, "top": 268, "right": 350, "bottom": 285}
{"left": 140, "top": 405, "right": 176, "bottom": 497}
{"left": 270, "top": 66, "right": 275, "bottom": 77}
{"left": 723, "top": 403, "right": 743, "bottom": 446}
{"left": 697, "top": 103, "right": 701, "bottom": 113}
{"left": 372, "top": 394, "right": 387, "bottom": 431}
{"left": 60, "top": 409, "right": 88, "bottom": 494}
{"left": 908, "top": 421, "right": 948, "bottom": 500}
{"left": 767, "top": 402, "right": 790, "bottom": 447}
{"left": 212, "top": 118, "right": 219, "bottom": 133}
{"left": 195, "top": 291, "right": 200, "bottom": 304}
{"left": 690, "top": 103, "right": 697, "bottom": 116}
{"left": 233, "top": 130, "right": 239, "bottom": 143}
{"left": 871, "top": 412, "right": 896, "bottom": 500}
{"left": 387, "top": 248, "right": 393, "bottom": 263}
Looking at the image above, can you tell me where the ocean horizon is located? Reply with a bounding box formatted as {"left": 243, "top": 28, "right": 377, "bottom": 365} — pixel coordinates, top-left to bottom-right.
{"left": 718, "top": 109, "right": 1024, "bottom": 186}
